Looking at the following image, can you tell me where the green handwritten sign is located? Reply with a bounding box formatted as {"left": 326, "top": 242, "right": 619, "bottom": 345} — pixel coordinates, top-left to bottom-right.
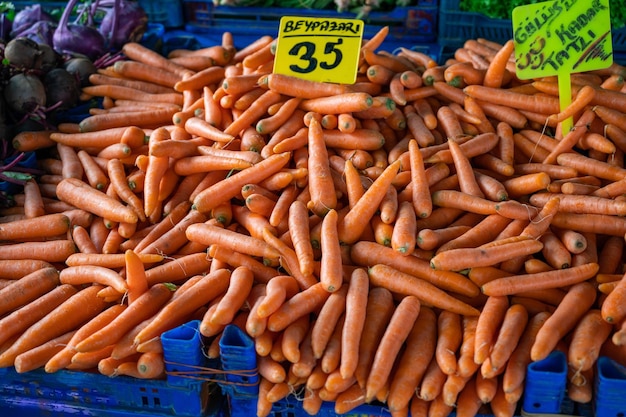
{"left": 274, "top": 16, "right": 364, "bottom": 84}
{"left": 512, "top": 0, "right": 613, "bottom": 132}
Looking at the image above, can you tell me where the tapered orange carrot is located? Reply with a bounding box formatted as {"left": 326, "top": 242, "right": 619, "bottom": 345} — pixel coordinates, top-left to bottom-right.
{"left": 320, "top": 209, "right": 343, "bottom": 292}
{"left": 307, "top": 117, "right": 337, "bottom": 217}
{"left": 481, "top": 262, "right": 599, "bottom": 296}
{"left": 568, "top": 309, "right": 613, "bottom": 371}
{"left": 365, "top": 295, "right": 421, "bottom": 402}
{"left": 367, "top": 263, "right": 479, "bottom": 316}
{"left": 311, "top": 286, "right": 347, "bottom": 360}
{"left": 267, "top": 282, "right": 332, "bottom": 332}
{"left": 264, "top": 73, "right": 353, "bottom": 99}
{"left": 59, "top": 265, "right": 127, "bottom": 294}
{"left": 601, "top": 272, "right": 626, "bottom": 324}
{"left": 408, "top": 139, "right": 432, "bottom": 218}
{"left": 531, "top": 281, "right": 596, "bottom": 362}
{"left": 192, "top": 152, "right": 291, "bottom": 213}
{"left": 209, "top": 266, "right": 254, "bottom": 325}
{"left": 56, "top": 178, "right": 138, "bottom": 224}
{"left": 430, "top": 237, "right": 543, "bottom": 271}
{"left": 436, "top": 310, "right": 463, "bottom": 376}
{"left": 0, "top": 267, "right": 61, "bottom": 317}
{"left": 502, "top": 311, "right": 550, "bottom": 394}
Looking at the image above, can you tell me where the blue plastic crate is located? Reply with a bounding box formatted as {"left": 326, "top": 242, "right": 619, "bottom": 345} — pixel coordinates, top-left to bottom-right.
{"left": 595, "top": 356, "right": 626, "bottom": 417}
{"left": 0, "top": 320, "right": 227, "bottom": 417}
{"left": 182, "top": 0, "right": 438, "bottom": 53}
{"left": 438, "top": 0, "right": 626, "bottom": 55}
{"left": 522, "top": 350, "right": 568, "bottom": 414}
{"left": 161, "top": 319, "right": 221, "bottom": 386}
{"left": 139, "top": 0, "right": 185, "bottom": 28}
{"left": 0, "top": 366, "right": 217, "bottom": 417}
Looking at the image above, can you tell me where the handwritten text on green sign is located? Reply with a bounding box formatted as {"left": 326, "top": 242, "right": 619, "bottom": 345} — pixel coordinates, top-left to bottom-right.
{"left": 512, "top": 0, "right": 612, "bottom": 79}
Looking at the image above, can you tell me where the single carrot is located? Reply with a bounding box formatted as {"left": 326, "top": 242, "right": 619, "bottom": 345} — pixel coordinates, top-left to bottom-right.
{"left": 56, "top": 177, "right": 138, "bottom": 224}
{"left": 184, "top": 116, "right": 236, "bottom": 143}
{"left": 339, "top": 268, "right": 369, "bottom": 379}
{"left": 483, "top": 39, "right": 515, "bottom": 88}
{"left": 209, "top": 266, "right": 254, "bottom": 325}
{"left": 281, "top": 315, "right": 310, "bottom": 364}
{"left": 192, "top": 152, "right": 291, "bottom": 213}
{"left": 312, "top": 299, "right": 345, "bottom": 367}
{"left": 79, "top": 107, "right": 177, "bottom": 132}
{"left": 0, "top": 267, "right": 61, "bottom": 317}
{"left": 0, "top": 212, "right": 70, "bottom": 241}
{"left": 531, "top": 281, "right": 597, "bottom": 362}
{"left": 568, "top": 309, "right": 613, "bottom": 372}
{"left": 267, "top": 282, "right": 332, "bottom": 332}
{"left": 436, "top": 310, "right": 463, "bottom": 376}
{"left": 186, "top": 221, "right": 279, "bottom": 261}
{"left": 418, "top": 357, "right": 447, "bottom": 401}
{"left": 390, "top": 200, "right": 417, "bottom": 255}
{"left": 474, "top": 295, "right": 509, "bottom": 365}
{"left": 12, "top": 130, "right": 55, "bottom": 151}
{"left": 354, "top": 286, "right": 395, "bottom": 388}
{"left": 0, "top": 259, "right": 53, "bottom": 280}
{"left": 463, "top": 84, "right": 561, "bottom": 114}
{"left": 365, "top": 295, "right": 421, "bottom": 402}
{"left": 367, "top": 263, "right": 479, "bottom": 316}
{"left": 482, "top": 261, "right": 599, "bottom": 296}
{"left": 408, "top": 139, "right": 432, "bottom": 218}
{"left": 319, "top": 209, "right": 343, "bottom": 292}
{"left": 529, "top": 192, "right": 626, "bottom": 216}
{"left": 430, "top": 237, "right": 543, "bottom": 271}
{"left": 59, "top": 265, "right": 127, "bottom": 295}
{"left": 601, "top": 272, "right": 626, "bottom": 324}
{"left": 307, "top": 118, "right": 337, "bottom": 217}
{"left": 502, "top": 311, "right": 551, "bottom": 393}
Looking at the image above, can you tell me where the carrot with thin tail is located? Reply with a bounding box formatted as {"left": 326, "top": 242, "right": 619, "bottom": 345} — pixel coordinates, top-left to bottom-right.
{"left": 340, "top": 268, "right": 369, "bottom": 380}
{"left": 531, "top": 281, "right": 597, "bottom": 362}
{"left": 320, "top": 209, "right": 343, "bottom": 292}
{"left": 307, "top": 117, "right": 337, "bottom": 217}
{"left": 365, "top": 295, "right": 421, "bottom": 402}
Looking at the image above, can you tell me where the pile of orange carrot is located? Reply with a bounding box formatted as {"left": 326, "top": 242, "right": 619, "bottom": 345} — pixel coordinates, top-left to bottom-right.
{"left": 2, "top": 28, "right": 626, "bottom": 417}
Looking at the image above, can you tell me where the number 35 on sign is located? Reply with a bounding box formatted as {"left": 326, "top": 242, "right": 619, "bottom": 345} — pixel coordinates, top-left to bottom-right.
{"left": 274, "top": 16, "right": 364, "bottom": 84}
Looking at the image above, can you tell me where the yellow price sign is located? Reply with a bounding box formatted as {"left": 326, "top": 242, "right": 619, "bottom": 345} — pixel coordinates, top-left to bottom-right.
{"left": 512, "top": 0, "right": 613, "bottom": 132}
{"left": 274, "top": 16, "right": 364, "bottom": 84}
